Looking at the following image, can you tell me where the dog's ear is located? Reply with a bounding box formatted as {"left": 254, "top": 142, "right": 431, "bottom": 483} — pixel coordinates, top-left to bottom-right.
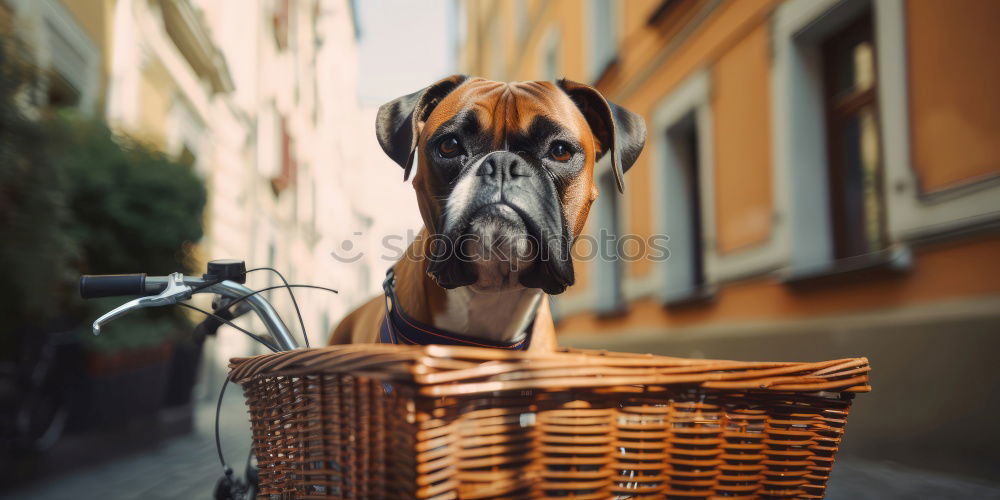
{"left": 557, "top": 79, "right": 646, "bottom": 193}
{"left": 376, "top": 74, "right": 468, "bottom": 180}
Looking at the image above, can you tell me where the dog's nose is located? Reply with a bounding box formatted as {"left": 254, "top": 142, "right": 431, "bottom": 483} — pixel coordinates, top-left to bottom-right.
{"left": 478, "top": 153, "right": 531, "bottom": 180}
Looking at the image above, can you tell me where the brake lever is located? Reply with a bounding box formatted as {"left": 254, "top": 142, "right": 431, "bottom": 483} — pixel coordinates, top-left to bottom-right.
{"left": 91, "top": 272, "right": 193, "bottom": 335}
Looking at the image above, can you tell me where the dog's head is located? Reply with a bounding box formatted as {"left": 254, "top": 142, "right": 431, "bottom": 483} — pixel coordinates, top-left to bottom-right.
{"left": 376, "top": 76, "right": 646, "bottom": 294}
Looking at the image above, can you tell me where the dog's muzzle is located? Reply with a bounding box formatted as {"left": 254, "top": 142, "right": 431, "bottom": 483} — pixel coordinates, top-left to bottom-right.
{"left": 426, "top": 151, "right": 575, "bottom": 294}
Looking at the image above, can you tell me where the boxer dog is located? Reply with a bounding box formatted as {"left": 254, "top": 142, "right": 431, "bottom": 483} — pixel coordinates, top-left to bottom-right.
{"left": 329, "top": 75, "right": 645, "bottom": 351}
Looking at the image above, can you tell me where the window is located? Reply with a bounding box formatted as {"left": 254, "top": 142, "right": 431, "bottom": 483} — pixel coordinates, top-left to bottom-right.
{"left": 45, "top": 21, "right": 85, "bottom": 107}
{"left": 273, "top": 0, "right": 290, "bottom": 50}
{"left": 649, "top": 71, "right": 715, "bottom": 303}
{"left": 271, "top": 116, "right": 296, "bottom": 195}
{"left": 21, "top": 0, "right": 102, "bottom": 115}
{"left": 821, "top": 12, "right": 885, "bottom": 260}
{"left": 594, "top": 169, "right": 624, "bottom": 314}
{"left": 167, "top": 97, "right": 205, "bottom": 173}
{"left": 587, "top": 0, "right": 618, "bottom": 83}
{"left": 177, "top": 145, "right": 197, "bottom": 170}
{"left": 772, "top": 0, "right": 913, "bottom": 278}
{"left": 663, "top": 113, "right": 707, "bottom": 300}
{"left": 46, "top": 72, "right": 80, "bottom": 109}
{"left": 541, "top": 29, "right": 560, "bottom": 82}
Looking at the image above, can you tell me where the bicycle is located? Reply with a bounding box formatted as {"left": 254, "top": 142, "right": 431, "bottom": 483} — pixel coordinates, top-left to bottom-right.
{"left": 81, "top": 261, "right": 871, "bottom": 499}
{"left": 80, "top": 259, "right": 334, "bottom": 500}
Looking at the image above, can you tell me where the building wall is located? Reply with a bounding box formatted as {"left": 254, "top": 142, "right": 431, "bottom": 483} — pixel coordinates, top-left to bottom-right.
{"left": 711, "top": 22, "right": 772, "bottom": 253}
{"left": 906, "top": 0, "right": 1000, "bottom": 192}
{"left": 559, "top": 234, "right": 1000, "bottom": 333}
{"left": 460, "top": 0, "right": 1000, "bottom": 480}
{"left": 459, "top": 0, "right": 1000, "bottom": 331}
{"left": 189, "top": 0, "right": 373, "bottom": 364}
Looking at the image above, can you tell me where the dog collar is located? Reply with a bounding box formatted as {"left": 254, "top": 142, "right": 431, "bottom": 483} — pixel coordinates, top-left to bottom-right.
{"left": 379, "top": 268, "right": 534, "bottom": 350}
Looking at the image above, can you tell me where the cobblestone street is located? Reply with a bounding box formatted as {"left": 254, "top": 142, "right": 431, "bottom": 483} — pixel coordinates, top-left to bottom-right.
{"left": 4, "top": 391, "right": 999, "bottom": 500}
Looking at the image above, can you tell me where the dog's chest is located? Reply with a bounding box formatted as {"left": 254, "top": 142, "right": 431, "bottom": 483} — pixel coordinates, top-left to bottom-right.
{"left": 433, "top": 287, "right": 542, "bottom": 343}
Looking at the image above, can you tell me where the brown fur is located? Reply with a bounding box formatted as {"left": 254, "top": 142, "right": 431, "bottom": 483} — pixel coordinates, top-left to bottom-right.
{"left": 414, "top": 80, "right": 600, "bottom": 239}
{"left": 330, "top": 78, "right": 615, "bottom": 351}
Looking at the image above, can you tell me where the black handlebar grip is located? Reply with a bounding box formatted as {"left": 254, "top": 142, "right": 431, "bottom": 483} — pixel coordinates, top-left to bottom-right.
{"left": 79, "top": 274, "right": 148, "bottom": 299}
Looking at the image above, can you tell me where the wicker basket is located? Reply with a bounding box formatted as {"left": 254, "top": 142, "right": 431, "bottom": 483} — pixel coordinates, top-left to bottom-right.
{"left": 228, "top": 344, "right": 871, "bottom": 499}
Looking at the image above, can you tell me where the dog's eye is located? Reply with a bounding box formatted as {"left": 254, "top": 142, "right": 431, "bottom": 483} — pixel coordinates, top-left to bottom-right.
{"left": 548, "top": 141, "right": 573, "bottom": 162}
{"left": 438, "top": 136, "right": 464, "bottom": 158}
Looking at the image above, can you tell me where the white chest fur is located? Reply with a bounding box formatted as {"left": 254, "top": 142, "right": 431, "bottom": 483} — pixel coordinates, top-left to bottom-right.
{"left": 432, "top": 287, "right": 543, "bottom": 343}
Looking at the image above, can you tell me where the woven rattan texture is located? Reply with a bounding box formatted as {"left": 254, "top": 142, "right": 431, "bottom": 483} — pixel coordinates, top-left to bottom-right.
{"left": 231, "top": 345, "right": 870, "bottom": 499}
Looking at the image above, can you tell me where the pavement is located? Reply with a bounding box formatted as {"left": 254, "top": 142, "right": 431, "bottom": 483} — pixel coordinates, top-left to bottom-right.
{"left": 1, "top": 388, "right": 253, "bottom": 500}
{"left": 3, "top": 394, "right": 999, "bottom": 500}
{"left": 827, "top": 460, "right": 1000, "bottom": 499}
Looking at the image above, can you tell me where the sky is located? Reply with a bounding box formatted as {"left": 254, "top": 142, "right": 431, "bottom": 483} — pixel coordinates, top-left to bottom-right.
{"left": 356, "top": 0, "right": 459, "bottom": 106}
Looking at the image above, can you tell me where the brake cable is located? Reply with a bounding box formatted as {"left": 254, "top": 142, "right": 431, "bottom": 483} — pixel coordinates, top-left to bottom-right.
{"left": 208, "top": 281, "right": 339, "bottom": 489}
{"left": 245, "top": 267, "right": 313, "bottom": 348}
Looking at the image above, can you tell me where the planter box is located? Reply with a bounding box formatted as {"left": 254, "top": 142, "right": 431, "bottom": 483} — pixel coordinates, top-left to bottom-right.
{"left": 163, "top": 339, "right": 204, "bottom": 408}
{"left": 65, "top": 343, "right": 174, "bottom": 430}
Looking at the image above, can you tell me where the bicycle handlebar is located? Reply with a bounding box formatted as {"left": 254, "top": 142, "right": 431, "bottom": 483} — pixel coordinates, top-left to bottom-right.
{"left": 79, "top": 274, "right": 149, "bottom": 298}
{"left": 79, "top": 274, "right": 212, "bottom": 298}
{"left": 79, "top": 271, "right": 299, "bottom": 351}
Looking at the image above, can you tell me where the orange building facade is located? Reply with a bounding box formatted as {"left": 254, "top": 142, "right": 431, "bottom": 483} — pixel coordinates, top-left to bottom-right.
{"left": 460, "top": 0, "right": 1000, "bottom": 481}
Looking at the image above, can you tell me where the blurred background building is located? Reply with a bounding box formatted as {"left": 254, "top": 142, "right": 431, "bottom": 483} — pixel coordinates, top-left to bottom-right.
{"left": 460, "top": 0, "right": 1000, "bottom": 485}
{"left": 2, "top": 0, "right": 999, "bottom": 497}
{"left": 2, "top": 0, "right": 409, "bottom": 383}
{"left": 1, "top": 0, "right": 427, "bottom": 494}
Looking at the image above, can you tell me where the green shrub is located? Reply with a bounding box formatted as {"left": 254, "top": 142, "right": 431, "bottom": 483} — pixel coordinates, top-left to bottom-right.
{"left": 0, "top": 25, "right": 78, "bottom": 337}
{"left": 55, "top": 117, "right": 206, "bottom": 277}
{"left": 54, "top": 116, "right": 207, "bottom": 352}
{"left": 0, "top": 25, "right": 207, "bottom": 354}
